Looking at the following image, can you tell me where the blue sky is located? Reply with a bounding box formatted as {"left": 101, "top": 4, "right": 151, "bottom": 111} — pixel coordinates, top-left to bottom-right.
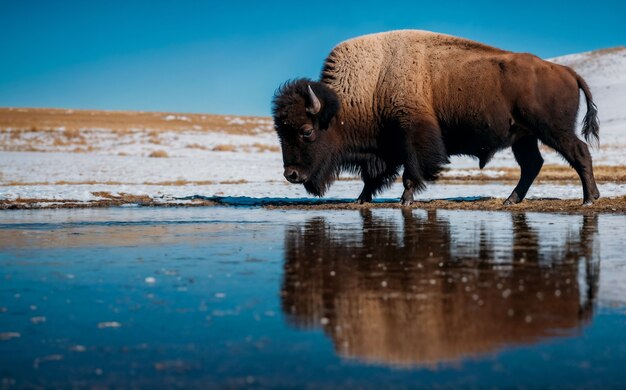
{"left": 1, "top": 0, "right": 624, "bottom": 116}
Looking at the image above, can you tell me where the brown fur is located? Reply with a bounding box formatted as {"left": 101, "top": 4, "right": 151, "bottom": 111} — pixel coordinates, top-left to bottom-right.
{"left": 273, "top": 30, "right": 600, "bottom": 205}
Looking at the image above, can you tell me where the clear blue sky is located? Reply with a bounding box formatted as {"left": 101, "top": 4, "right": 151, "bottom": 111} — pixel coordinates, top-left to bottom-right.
{"left": 1, "top": 0, "right": 624, "bottom": 116}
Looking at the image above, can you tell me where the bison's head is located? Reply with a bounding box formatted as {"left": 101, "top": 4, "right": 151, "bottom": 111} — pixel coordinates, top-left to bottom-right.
{"left": 272, "top": 79, "right": 341, "bottom": 196}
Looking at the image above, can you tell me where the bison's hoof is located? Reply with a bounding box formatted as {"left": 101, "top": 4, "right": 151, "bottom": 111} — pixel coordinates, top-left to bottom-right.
{"left": 400, "top": 195, "right": 413, "bottom": 207}
{"left": 504, "top": 193, "right": 521, "bottom": 205}
{"left": 400, "top": 189, "right": 414, "bottom": 207}
{"left": 356, "top": 195, "right": 372, "bottom": 204}
{"left": 582, "top": 199, "right": 595, "bottom": 207}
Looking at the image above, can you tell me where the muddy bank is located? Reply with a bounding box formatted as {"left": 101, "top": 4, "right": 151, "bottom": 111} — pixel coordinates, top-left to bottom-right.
{"left": 2, "top": 194, "right": 625, "bottom": 213}
{"left": 264, "top": 196, "right": 626, "bottom": 213}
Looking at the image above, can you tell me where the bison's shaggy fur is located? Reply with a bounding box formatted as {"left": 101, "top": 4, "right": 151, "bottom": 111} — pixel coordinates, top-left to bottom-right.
{"left": 273, "top": 30, "right": 600, "bottom": 205}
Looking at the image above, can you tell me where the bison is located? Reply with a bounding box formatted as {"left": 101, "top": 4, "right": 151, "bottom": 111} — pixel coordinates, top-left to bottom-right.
{"left": 272, "top": 30, "right": 600, "bottom": 205}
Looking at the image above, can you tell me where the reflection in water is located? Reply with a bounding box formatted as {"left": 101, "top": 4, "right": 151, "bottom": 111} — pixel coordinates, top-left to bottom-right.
{"left": 281, "top": 210, "right": 600, "bottom": 368}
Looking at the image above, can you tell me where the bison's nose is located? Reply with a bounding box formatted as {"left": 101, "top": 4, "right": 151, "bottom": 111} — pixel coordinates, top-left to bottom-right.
{"left": 284, "top": 167, "right": 306, "bottom": 183}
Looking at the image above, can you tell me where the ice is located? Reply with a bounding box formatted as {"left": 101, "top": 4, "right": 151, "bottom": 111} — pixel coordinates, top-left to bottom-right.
{"left": 33, "top": 354, "right": 63, "bottom": 369}
{"left": 97, "top": 321, "right": 122, "bottom": 329}
{"left": 30, "top": 316, "right": 46, "bottom": 324}
{"left": 0, "top": 332, "right": 21, "bottom": 341}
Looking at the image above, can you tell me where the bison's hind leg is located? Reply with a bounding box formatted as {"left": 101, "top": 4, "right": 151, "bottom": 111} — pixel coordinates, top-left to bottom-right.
{"left": 504, "top": 137, "right": 544, "bottom": 205}
{"left": 538, "top": 132, "right": 600, "bottom": 205}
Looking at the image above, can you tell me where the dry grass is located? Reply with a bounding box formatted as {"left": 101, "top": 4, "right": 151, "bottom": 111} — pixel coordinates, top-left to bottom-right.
{"left": 148, "top": 150, "right": 168, "bottom": 158}
{"left": 212, "top": 144, "right": 236, "bottom": 152}
{"left": 91, "top": 191, "right": 152, "bottom": 202}
{"left": 586, "top": 46, "right": 626, "bottom": 58}
{"left": 52, "top": 137, "right": 68, "bottom": 146}
{"left": 185, "top": 143, "right": 210, "bottom": 150}
{"left": 0, "top": 107, "right": 272, "bottom": 135}
{"left": 251, "top": 142, "right": 280, "bottom": 152}
{"left": 63, "top": 128, "right": 82, "bottom": 138}
{"left": 10, "top": 129, "right": 23, "bottom": 140}
{"left": 71, "top": 146, "right": 95, "bottom": 153}
{"left": 141, "top": 180, "right": 216, "bottom": 186}
{"left": 439, "top": 164, "right": 626, "bottom": 183}
{"left": 209, "top": 143, "right": 281, "bottom": 153}
{"left": 0, "top": 193, "right": 216, "bottom": 209}
{"left": 332, "top": 165, "right": 626, "bottom": 184}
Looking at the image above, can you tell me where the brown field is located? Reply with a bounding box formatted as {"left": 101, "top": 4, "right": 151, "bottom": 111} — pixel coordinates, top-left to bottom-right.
{"left": 0, "top": 107, "right": 278, "bottom": 155}
{"left": 0, "top": 107, "right": 271, "bottom": 135}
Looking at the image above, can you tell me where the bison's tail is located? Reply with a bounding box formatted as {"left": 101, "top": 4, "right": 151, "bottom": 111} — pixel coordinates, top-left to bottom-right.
{"left": 572, "top": 70, "right": 600, "bottom": 146}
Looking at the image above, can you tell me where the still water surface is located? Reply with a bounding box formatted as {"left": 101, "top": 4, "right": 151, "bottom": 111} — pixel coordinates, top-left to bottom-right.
{"left": 1, "top": 207, "right": 625, "bottom": 388}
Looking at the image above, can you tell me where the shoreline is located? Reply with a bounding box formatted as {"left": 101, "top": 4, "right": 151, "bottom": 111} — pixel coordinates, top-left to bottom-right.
{"left": 2, "top": 195, "right": 625, "bottom": 213}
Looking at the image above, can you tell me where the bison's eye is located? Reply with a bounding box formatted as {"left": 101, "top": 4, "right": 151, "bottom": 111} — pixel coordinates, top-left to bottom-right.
{"left": 300, "top": 126, "right": 315, "bottom": 141}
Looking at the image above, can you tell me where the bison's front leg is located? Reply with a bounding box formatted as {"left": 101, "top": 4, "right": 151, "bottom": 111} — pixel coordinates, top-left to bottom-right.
{"left": 356, "top": 185, "right": 373, "bottom": 204}
{"left": 400, "top": 176, "right": 416, "bottom": 206}
{"left": 504, "top": 137, "right": 544, "bottom": 205}
{"left": 356, "top": 171, "right": 377, "bottom": 203}
{"left": 398, "top": 118, "right": 446, "bottom": 206}
{"left": 356, "top": 168, "right": 379, "bottom": 204}
{"left": 400, "top": 153, "right": 422, "bottom": 206}
{"left": 357, "top": 171, "right": 397, "bottom": 204}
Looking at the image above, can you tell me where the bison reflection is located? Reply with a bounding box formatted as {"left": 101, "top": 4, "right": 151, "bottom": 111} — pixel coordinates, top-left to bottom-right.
{"left": 281, "top": 210, "right": 599, "bottom": 367}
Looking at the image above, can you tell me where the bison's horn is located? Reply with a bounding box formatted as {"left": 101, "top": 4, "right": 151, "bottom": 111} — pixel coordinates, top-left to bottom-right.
{"left": 306, "top": 84, "right": 321, "bottom": 115}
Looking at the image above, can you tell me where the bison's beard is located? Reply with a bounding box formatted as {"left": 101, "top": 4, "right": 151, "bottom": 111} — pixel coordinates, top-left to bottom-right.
{"left": 303, "top": 180, "right": 326, "bottom": 197}
{"left": 302, "top": 156, "right": 340, "bottom": 197}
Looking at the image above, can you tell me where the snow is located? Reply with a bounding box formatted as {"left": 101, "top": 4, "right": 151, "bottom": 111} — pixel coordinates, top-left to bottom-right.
{"left": 227, "top": 117, "right": 246, "bottom": 125}
{"left": 2, "top": 176, "right": 625, "bottom": 205}
{"left": 0, "top": 126, "right": 278, "bottom": 157}
{"left": 551, "top": 47, "right": 626, "bottom": 158}
{"left": 163, "top": 115, "right": 190, "bottom": 121}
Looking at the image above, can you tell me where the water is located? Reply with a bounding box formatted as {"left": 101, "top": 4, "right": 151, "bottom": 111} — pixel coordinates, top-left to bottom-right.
{"left": 1, "top": 207, "right": 625, "bottom": 389}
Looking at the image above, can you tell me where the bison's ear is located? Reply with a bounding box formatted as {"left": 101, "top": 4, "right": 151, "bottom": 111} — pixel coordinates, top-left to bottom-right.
{"left": 306, "top": 82, "right": 340, "bottom": 131}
